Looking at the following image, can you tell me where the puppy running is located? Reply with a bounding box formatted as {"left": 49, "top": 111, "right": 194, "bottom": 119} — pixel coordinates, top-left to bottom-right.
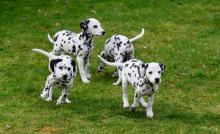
{"left": 97, "top": 28, "right": 144, "bottom": 80}
{"left": 48, "top": 18, "right": 105, "bottom": 83}
{"left": 98, "top": 55, "right": 165, "bottom": 118}
{"left": 33, "top": 49, "right": 77, "bottom": 105}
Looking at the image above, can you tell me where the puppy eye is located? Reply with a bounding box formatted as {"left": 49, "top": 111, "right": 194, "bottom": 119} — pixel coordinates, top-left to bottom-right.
{"left": 149, "top": 71, "right": 152, "bottom": 75}
{"left": 158, "top": 71, "right": 161, "bottom": 74}
{"left": 93, "top": 25, "right": 98, "bottom": 28}
{"left": 67, "top": 67, "right": 71, "bottom": 71}
{"left": 59, "top": 67, "right": 63, "bottom": 70}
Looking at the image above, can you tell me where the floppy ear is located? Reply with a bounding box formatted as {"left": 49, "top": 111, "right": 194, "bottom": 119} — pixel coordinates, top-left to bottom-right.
{"left": 50, "top": 59, "right": 62, "bottom": 72}
{"left": 159, "top": 63, "right": 165, "bottom": 72}
{"left": 145, "top": 63, "right": 148, "bottom": 69}
{"left": 80, "top": 19, "right": 89, "bottom": 31}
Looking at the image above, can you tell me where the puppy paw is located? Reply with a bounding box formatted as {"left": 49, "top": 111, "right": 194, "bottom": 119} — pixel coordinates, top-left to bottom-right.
{"left": 123, "top": 104, "right": 130, "bottom": 109}
{"left": 46, "top": 97, "right": 52, "bottom": 102}
{"left": 65, "top": 98, "right": 71, "bottom": 104}
{"left": 146, "top": 111, "right": 154, "bottom": 118}
{"left": 130, "top": 107, "right": 137, "bottom": 112}
{"left": 56, "top": 101, "right": 63, "bottom": 106}
{"left": 113, "top": 82, "right": 120, "bottom": 86}
{"left": 82, "top": 79, "right": 90, "bottom": 83}
{"left": 87, "top": 74, "right": 92, "bottom": 79}
{"left": 40, "top": 93, "right": 48, "bottom": 100}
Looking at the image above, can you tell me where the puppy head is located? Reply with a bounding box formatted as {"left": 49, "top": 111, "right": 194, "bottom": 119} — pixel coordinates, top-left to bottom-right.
{"left": 80, "top": 18, "right": 105, "bottom": 36}
{"left": 50, "top": 55, "right": 76, "bottom": 82}
{"left": 145, "top": 62, "right": 165, "bottom": 85}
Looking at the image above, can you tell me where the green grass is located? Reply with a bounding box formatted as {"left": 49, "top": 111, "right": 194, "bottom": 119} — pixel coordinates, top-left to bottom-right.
{"left": 0, "top": 0, "right": 220, "bottom": 133}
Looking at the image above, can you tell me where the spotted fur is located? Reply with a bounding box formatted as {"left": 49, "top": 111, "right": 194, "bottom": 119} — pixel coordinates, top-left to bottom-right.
{"left": 97, "top": 28, "right": 144, "bottom": 78}
{"left": 98, "top": 55, "right": 165, "bottom": 118}
{"left": 33, "top": 49, "right": 77, "bottom": 105}
{"left": 48, "top": 18, "right": 105, "bottom": 83}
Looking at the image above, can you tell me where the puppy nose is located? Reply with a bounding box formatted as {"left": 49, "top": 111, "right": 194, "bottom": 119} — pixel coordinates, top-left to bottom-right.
{"left": 155, "top": 78, "right": 160, "bottom": 83}
{"left": 63, "top": 74, "right": 68, "bottom": 79}
{"left": 102, "top": 31, "right": 106, "bottom": 35}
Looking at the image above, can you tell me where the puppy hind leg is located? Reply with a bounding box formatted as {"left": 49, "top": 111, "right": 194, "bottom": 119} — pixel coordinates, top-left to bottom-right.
{"left": 97, "top": 51, "right": 106, "bottom": 72}
{"left": 41, "top": 74, "right": 55, "bottom": 101}
{"left": 122, "top": 74, "right": 129, "bottom": 108}
{"left": 113, "top": 56, "right": 123, "bottom": 84}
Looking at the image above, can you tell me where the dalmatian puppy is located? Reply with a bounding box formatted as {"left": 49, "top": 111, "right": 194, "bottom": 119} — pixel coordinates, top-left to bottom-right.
{"left": 97, "top": 28, "right": 144, "bottom": 80}
{"left": 32, "top": 49, "right": 77, "bottom": 105}
{"left": 98, "top": 56, "right": 165, "bottom": 118}
{"left": 47, "top": 18, "right": 105, "bottom": 83}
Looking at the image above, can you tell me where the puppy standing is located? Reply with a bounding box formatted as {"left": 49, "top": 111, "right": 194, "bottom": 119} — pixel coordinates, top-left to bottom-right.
{"left": 98, "top": 56, "right": 165, "bottom": 118}
{"left": 33, "top": 49, "right": 77, "bottom": 105}
{"left": 97, "top": 28, "right": 144, "bottom": 81}
{"left": 48, "top": 18, "right": 105, "bottom": 83}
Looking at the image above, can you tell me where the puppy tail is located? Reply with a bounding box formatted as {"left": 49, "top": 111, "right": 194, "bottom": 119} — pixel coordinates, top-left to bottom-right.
{"left": 129, "top": 28, "right": 144, "bottom": 42}
{"left": 98, "top": 55, "right": 124, "bottom": 67}
{"left": 32, "top": 49, "right": 58, "bottom": 60}
{"left": 48, "top": 33, "right": 54, "bottom": 45}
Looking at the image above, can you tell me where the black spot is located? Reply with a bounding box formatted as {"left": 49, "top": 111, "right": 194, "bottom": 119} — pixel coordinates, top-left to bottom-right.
{"left": 63, "top": 94, "right": 67, "bottom": 97}
{"left": 72, "top": 45, "right": 76, "bottom": 53}
{"left": 128, "top": 73, "right": 131, "bottom": 77}
{"left": 78, "top": 45, "right": 83, "bottom": 50}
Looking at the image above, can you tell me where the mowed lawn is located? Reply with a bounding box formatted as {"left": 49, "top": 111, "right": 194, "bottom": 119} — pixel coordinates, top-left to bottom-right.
{"left": 0, "top": 0, "right": 220, "bottom": 133}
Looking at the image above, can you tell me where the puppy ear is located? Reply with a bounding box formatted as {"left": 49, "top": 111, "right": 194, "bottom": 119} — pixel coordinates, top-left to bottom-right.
{"left": 80, "top": 19, "right": 90, "bottom": 31}
{"left": 159, "top": 63, "right": 165, "bottom": 72}
{"left": 50, "top": 59, "right": 62, "bottom": 72}
{"left": 145, "top": 63, "right": 148, "bottom": 69}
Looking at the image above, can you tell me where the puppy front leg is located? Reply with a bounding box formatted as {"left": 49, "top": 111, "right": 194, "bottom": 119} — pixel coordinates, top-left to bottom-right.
{"left": 85, "top": 54, "right": 91, "bottom": 79}
{"left": 146, "top": 93, "right": 155, "bottom": 118}
{"left": 131, "top": 90, "right": 140, "bottom": 111}
{"left": 56, "top": 87, "right": 71, "bottom": 105}
{"left": 76, "top": 57, "right": 90, "bottom": 83}
{"left": 41, "top": 74, "right": 55, "bottom": 101}
{"left": 139, "top": 97, "right": 147, "bottom": 108}
{"left": 113, "top": 56, "right": 123, "bottom": 85}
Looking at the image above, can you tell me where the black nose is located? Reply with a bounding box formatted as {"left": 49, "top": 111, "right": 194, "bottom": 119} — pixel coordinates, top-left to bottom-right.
{"left": 155, "top": 78, "right": 160, "bottom": 83}
{"left": 102, "top": 31, "right": 106, "bottom": 35}
{"left": 63, "top": 74, "right": 68, "bottom": 79}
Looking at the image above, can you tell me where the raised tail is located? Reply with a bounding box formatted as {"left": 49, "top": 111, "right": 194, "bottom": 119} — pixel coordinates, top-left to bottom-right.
{"left": 129, "top": 28, "right": 144, "bottom": 42}
{"left": 98, "top": 55, "right": 124, "bottom": 67}
{"left": 32, "top": 49, "right": 58, "bottom": 60}
{"left": 47, "top": 33, "right": 54, "bottom": 44}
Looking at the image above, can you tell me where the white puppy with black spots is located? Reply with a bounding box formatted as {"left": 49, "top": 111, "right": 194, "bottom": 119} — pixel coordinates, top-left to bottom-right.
{"left": 48, "top": 18, "right": 105, "bottom": 83}
{"left": 97, "top": 28, "right": 144, "bottom": 80}
{"left": 98, "top": 56, "right": 165, "bottom": 118}
{"left": 33, "top": 49, "right": 77, "bottom": 105}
